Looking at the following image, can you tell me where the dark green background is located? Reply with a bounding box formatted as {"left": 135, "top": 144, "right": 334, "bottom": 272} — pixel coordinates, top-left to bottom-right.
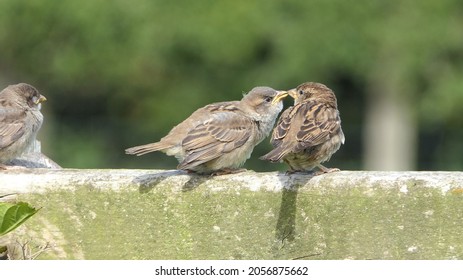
{"left": 1, "top": 0, "right": 462, "bottom": 171}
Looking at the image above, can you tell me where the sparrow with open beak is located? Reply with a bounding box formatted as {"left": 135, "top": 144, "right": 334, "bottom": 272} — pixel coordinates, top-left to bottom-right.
{"left": 0, "top": 83, "right": 47, "bottom": 168}
{"left": 126, "top": 87, "right": 288, "bottom": 174}
{"left": 260, "top": 82, "right": 344, "bottom": 174}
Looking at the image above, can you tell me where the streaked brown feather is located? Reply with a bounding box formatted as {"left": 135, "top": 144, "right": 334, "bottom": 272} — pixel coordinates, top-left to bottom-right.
{"left": 124, "top": 142, "right": 174, "bottom": 156}
{"left": 0, "top": 103, "right": 27, "bottom": 149}
{"left": 261, "top": 82, "right": 344, "bottom": 172}
{"left": 0, "top": 83, "right": 45, "bottom": 164}
{"left": 294, "top": 102, "right": 339, "bottom": 149}
{"left": 126, "top": 86, "right": 285, "bottom": 173}
{"left": 178, "top": 112, "right": 253, "bottom": 169}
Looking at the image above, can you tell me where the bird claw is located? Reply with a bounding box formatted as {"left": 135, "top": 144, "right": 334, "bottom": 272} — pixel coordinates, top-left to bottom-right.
{"left": 314, "top": 165, "right": 340, "bottom": 176}
{"left": 326, "top": 168, "right": 341, "bottom": 173}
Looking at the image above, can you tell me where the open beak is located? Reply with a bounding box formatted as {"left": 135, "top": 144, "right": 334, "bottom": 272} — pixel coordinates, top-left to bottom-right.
{"left": 287, "top": 88, "right": 298, "bottom": 99}
{"left": 271, "top": 90, "right": 288, "bottom": 105}
{"left": 35, "top": 95, "right": 47, "bottom": 104}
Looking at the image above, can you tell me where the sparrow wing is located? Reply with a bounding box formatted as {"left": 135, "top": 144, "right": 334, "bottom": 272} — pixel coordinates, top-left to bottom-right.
{"left": 269, "top": 105, "right": 295, "bottom": 147}
{"left": 178, "top": 109, "right": 253, "bottom": 169}
{"left": 0, "top": 107, "right": 26, "bottom": 149}
{"left": 259, "top": 105, "right": 302, "bottom": 162}
{"left": 125, "top": 102, "right": 240, "bottom": 156}
{"left": 294, "top": 101, "right": 341, "bottom": 152}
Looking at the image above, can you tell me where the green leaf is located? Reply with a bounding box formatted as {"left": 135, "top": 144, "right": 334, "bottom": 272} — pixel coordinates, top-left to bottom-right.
{"left": 0, "top": 202, "right": 39, "bottom": 236}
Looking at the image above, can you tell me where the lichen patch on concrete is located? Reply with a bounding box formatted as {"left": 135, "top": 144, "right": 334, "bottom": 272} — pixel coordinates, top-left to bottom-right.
{"left": 1, "top": 170, "right": 462, "bottom": 259}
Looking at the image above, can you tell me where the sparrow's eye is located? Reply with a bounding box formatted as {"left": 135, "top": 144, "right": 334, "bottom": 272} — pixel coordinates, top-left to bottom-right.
{"left": 299, "top": 90, "right": 304, "bottom": 95}
{"left": 264, "top": 96, "right": 273, "bottom": 103}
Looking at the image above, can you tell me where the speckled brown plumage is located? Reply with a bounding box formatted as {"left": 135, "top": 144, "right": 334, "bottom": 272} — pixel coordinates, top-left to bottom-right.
{"left": 0, "top": 83, "right": 46, "bottom": 168}
{"left": 126, "top": 87, "right": 288, "bottom": 174}
{"left": 260, "top": 82, "right": 344, "bottom": 174}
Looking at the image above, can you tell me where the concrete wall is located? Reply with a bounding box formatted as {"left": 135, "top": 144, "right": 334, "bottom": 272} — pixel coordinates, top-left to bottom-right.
{"left": 1, "top": 169, "right": 462, "bottom": 259}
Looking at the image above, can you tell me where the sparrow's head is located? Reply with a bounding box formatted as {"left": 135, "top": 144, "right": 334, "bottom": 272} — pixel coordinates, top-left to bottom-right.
{"left": 241, "top": 86, "right": 288, "bottom": 119}
{"left": 1, "top": 83, "right": 47, "bottom": 110}
{"left": 288, "top": 82, "right": 337, "bottom": 108}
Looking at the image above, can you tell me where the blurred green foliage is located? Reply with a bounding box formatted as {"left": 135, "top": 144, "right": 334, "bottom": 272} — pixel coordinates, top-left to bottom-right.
{"left": 0, "top": 0, "right": 462, "bottom": 170}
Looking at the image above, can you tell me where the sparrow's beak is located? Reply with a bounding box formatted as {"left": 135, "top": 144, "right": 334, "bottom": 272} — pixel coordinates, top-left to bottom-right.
{"left": 287, "top": 88, "right": 298, "bottom": 99}
{"left": 271, "top": 90, "right": 288, "bottom": 105}
{"left": 35, "top": 95, "right": 47, "bottom": 104}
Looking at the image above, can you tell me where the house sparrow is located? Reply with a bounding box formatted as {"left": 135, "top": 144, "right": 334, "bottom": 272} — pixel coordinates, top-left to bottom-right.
{"left": 0, "top": 83, "right": 47, "bottom": 168}
{"left": 260, "top": 82, "right": 344, "bottom": 174}
{"left": 126, "top": 87, "right": 288, "bottom": 174}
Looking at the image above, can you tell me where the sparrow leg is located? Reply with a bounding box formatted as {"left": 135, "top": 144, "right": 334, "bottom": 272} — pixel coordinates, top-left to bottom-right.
{"left": 285, "top": 169, "right": 303, "bottom": 175}
{"left": 315, "top": 164, "right": 340, "bottom": 175}
{"left": 210, "top": 168, "right": 247, "bottom": 176}
{"left": 284, "top": 160, "right": 303, "bottom": 175}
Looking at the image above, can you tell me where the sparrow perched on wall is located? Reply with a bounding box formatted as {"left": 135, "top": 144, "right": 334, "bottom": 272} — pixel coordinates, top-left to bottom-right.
{"left": 126, "top": 87, "right": 288, "bottom": 174}
{"left": 260, "top": 82, "right": 344, "bottom": 174}
{"left": 0, "top": 83, "right": 47, "bottom": 168}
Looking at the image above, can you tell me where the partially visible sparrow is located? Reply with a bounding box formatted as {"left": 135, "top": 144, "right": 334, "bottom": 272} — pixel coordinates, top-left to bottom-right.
{"left": 260, "top": 82, "right": 344, "bottom": 174}
{"left": 0, "top": 83, "right": 47, "bottom": 168}
{"left": 126, "top": 87, "right": 288, "bottom": 174}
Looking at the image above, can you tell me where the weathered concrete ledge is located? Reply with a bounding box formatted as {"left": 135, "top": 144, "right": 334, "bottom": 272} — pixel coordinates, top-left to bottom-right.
{"left": 1, "top": 169, "right": 462, "bottom": 260}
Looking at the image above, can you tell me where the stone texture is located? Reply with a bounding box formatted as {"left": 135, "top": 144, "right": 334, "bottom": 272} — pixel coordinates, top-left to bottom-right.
{"left": 1, "top": 169, "right": 462, "bottom": 259}
{"left": 5, "top": 140, "right": 61, "bottom": 169}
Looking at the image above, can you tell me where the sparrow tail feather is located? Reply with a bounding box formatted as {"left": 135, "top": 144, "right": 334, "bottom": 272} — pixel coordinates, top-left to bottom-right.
{"left": 125, "top": 142, "right": 170, "bottom": 156}
{"left": 259, "top": 146, "right": 288, "bottom": 162}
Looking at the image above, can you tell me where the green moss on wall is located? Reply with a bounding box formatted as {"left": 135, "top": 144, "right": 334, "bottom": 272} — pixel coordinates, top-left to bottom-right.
{"left": 11, "top": 180, "right": 463, "bottom": 260}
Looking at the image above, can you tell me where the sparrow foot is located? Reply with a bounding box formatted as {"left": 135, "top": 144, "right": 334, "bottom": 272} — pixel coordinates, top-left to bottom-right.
{"left": 315, "top": 164, "right": 340, "bottom": 175}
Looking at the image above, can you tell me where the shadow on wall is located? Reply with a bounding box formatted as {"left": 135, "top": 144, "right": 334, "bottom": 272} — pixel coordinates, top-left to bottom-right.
{"left": 273, "top": 174, "right": 321, "bottom": 260}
